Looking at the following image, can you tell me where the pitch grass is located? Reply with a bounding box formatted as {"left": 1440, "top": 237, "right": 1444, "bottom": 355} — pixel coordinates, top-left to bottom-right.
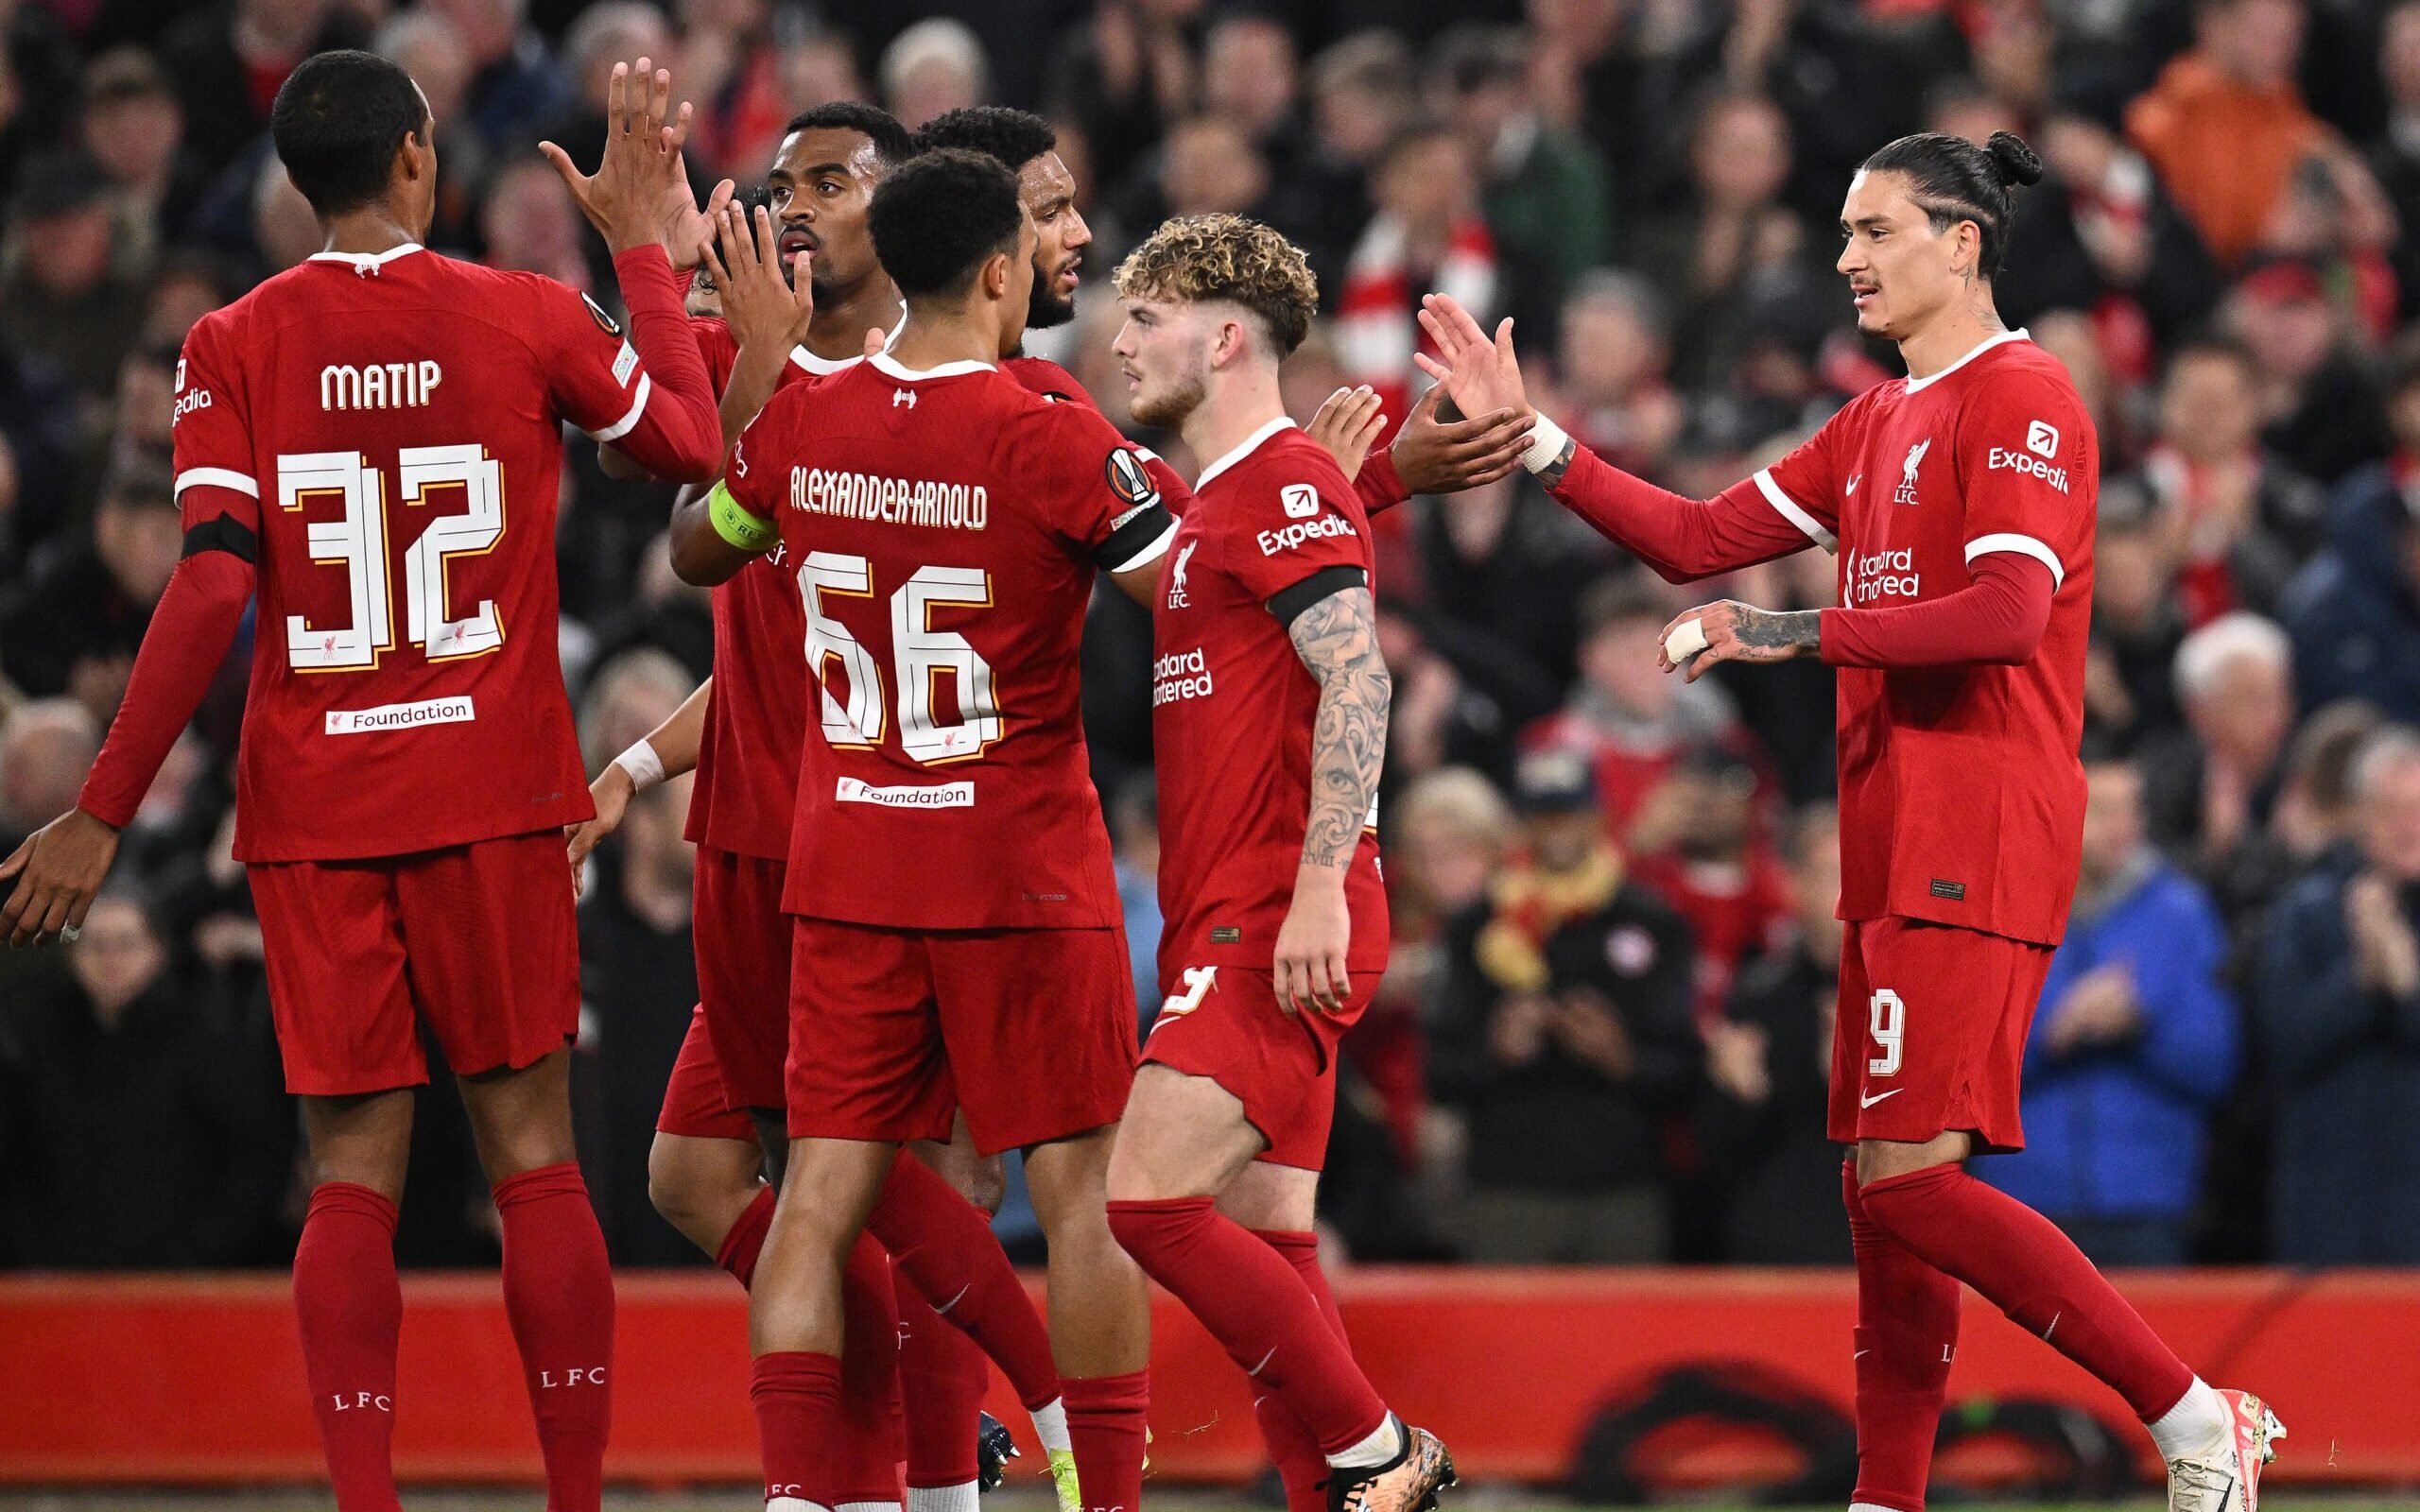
{"left": 3, "top": 1495, "right": 2417, "bottom": 1512}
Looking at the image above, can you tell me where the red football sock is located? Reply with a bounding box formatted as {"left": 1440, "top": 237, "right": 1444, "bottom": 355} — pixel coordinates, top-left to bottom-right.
{"left": 1859, "top": 1164, "right": 2192, "bottom": 1420}
{"left": 293, "top": 1182, "right": 405, "bottom": 1512}
{"left": 493, "top": 1162, "right": 615, "bottom": 1512}
{"left": 1063, "top": 1370, "right": 1150, "bottom": 1512}
{"left": 1106, "top": 1198, "right": 1387, "bottom": 1454}
{"left": 754, "top": 1350, "right": 844, "bottom": 1509}
{"left": 837, "top": 1232, "right": 908, "bottom": 1505}
{"left": 1251, "top": 1231, "right": 1343, "bottom": 1512}
{"left": 868, "top": 1153, "right": 1061, "bottom": 1410}
{"left": 895, "top": 1270, "right": 990, "bottom": 1489}
{"left": 1842, "top": 1161, "right": 1959, "bottom": 1512}
{"left": 717, "top": 1185, "right": 777, "bottom": 1290}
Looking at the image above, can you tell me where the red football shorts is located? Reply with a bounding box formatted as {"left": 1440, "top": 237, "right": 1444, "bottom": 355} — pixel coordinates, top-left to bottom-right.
{"left": 249, "top": 830, "right": 578, "bottom": 1096}
{"left": 656, "top": 1003, "right": 760, "bottom": 1142}
{"left": 1140, "top": 963, "right": 1358, "bottom": 1170}
{"left": 785, "top": 918, "right": 1137, "bottom": 1154}
{"left": 693, "top": 847, "right": 792, "bottom": 1114}
{"left": 1828, "top": 915, "right": 2053, "bottom": 1155}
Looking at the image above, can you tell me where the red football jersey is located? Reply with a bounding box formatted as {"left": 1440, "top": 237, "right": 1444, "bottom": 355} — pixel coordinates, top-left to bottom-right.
{"left": 723, "top": 352, "right": 1176, "bottom": 929}
{"left": 683, "top": 318, "right": 853, "bottom": 860}
{"left": 172, "top": 244, "right": 709, "bottom": 862}
{"left": 1754, "top": 332, "right": 2097, "bottom": 944}
{"left": 1151, "top": 420, "right": 1390, "bottom": 983}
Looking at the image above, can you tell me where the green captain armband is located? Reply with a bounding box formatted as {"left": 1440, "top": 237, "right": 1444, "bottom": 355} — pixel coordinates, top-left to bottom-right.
{"left": 707, "top": 482, "right": 777, "bottom": 554}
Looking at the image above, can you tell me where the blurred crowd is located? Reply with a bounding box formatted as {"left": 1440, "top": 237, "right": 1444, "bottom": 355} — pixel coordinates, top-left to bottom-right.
{"left": 6, "top": 0, "right": 2420, "bottom": 1272}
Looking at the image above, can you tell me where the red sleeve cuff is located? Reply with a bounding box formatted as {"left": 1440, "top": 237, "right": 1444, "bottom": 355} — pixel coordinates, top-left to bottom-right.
{"left": 1356, "top": 448, "right": 1408, "bottom": 514}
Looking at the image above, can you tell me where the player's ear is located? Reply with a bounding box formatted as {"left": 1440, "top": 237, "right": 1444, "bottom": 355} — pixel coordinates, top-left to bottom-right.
{"left": 983, "top": 250, "right": 1012, "bottom": 301}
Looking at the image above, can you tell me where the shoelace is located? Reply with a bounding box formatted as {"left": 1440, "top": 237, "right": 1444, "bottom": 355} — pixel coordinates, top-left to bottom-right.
{"left": 2167, "top": 1455, "right": 2237, "bottom": 1510}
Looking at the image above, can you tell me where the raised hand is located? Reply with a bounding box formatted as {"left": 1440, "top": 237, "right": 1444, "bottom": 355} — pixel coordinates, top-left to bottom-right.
{"left": 701, "top": 201, "right": 816, "bottom": 356}
{"left": 1390, "top": 382, "right": 1531, "bottom": 494}
{"left": 541, "top": 58, "right": 735, "bottom": 261}
{"left": 1413, "top": 292, "right": 1530, "bottom": 422}
{"left": 1305, "top": 385, "right": 1385, "bottom": 480}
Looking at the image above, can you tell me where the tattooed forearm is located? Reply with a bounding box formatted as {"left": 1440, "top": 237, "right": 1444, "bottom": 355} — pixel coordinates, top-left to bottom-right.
{"left": 1730, "top": 605, "right": 1822, "bottom": 653}
{"left": 1535, "top": 433, "right": 1577, "bottom": 489}
{"left": 1288, "top": 585, "right": 1392, "bottom": 870}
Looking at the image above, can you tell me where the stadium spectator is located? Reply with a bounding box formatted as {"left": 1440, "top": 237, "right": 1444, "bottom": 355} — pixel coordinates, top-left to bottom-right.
{"left": 1522, "top": 575, "right": 1759, "bottom": 840}
{"left": 2125, "top": 0, "right": 2327, "bottom": 270}
{"left": 480, "top": 157, "right": 592, "bottom": 289}
{"left": 576, "top": 773, "right": 700, "bottom": 1267}
{"left": 1631, "top": 745, "right": 1792, "bottom": 1024}
{"left": 373, "top": 10, "right": 483, "bottom": 247}
{"left": 80, "top": 46, "right": 206, "bottom": 259}
{"left": 1410, "top": 470, "right": 1608, "bottom": 723}
{"left": 2086, "top": 484, "right": 2191, "bottom": 751}
{"left": 0, "top": 147, "right": 148, "bottom": 405}
{"left": 2129, "top": 335, "right": 2316, "bottom": 606}
{"left": 1299, "top": 29, "right": 1414, "bottom": 274}
{"left": 2140, "top": 613, "right": 2297, "bottom": 891}
{"left": 0, "top": 885, "right": 289, "bottom": 1267}
{"left": 159, "top": 0, "right": 367, "bottom": 180}
{"left": 1043, "top": 0, "right": 1203, "bottom": 189}
{"left": 2283, "top": 379, "right": 2420, "bottom": 721}
{"left": 2372, "top": 0, "right": 2420, "bottom": 320}
{"left": 1699, "top": 803, "right": 1852, "bottom": 1264}
{"left": 881, "top": 18, "right": 988, "bottom": 129}
{"left": 1376, "top": 603, "right": 1522, "bottom": 789}
{"left": 1335, "top": 119, "right": 1505, "bottom": 437}
{"left": 1109, "top": 772, "right": 1163, "bottom": 1029}
{"left": 1987, "top": 753, "right": 2242, "bottom": 1266}
{"left": 1633, "top": 88, "right": 1824, "bottom": 393}
{"left": 0, "top": 698, "right": 100, "bottom": 854}
{"left": 1553, "top": 270, "right": 1685, "bottom": 481}
{"left": 2257, "top": 727, "right": 2420, "bottom": 1263}
{"left": 1429, "top": 25, "right": 1614, "bottom": 299}
{"left": 2223, "top": 259, "right": 2394, "bottom": 489}
{"left": 1428, "top": 748, "right": 1698, "bottom": 1263}
{"left": 422, "top": 0, "right": 570, "bottom": 160}
{"left": 0, "top": 458, "right": 178, "bottom": 718}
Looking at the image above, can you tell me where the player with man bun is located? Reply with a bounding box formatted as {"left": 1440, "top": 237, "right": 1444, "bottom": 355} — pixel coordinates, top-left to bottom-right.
{"left": 1419, "top": 129, "right": 2283, "bottom": 1512}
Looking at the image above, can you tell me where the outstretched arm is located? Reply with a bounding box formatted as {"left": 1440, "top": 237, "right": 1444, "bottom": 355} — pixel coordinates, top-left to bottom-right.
{"left": 1415, "top": 293, "right": 1819, "bottom": 579}
{"left": 567, "top": 676, "right": 711, "bottom": 887}
{"left": 1272, "top": 579, "right": 1391, "bottom": 1016}
{"left": 1659, "top": 553, "right": 2055, "bottom": 682}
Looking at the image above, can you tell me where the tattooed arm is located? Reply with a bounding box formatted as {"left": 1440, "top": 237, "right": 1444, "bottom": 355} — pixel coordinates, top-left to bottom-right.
{"left": 1656, "top": 600, "right": 1822, "bottom": 683}
{"left": 1272, "top": 581, "right": 1391, "bottom": 1015}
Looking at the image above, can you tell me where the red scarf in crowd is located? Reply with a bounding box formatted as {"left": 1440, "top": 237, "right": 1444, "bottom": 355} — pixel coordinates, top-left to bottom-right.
{"left": 1334, "top": 214, "right": 1498, "bottom": 448}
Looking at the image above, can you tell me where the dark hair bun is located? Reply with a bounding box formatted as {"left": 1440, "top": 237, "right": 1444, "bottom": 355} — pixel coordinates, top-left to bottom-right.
{"left": 1986, "top": 130, "right": 2045, "bottom": 189}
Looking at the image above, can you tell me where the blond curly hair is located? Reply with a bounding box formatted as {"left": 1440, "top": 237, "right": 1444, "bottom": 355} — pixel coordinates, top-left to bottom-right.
{"left": 1113, "top": 213, "right": 1319, "bottom": 356}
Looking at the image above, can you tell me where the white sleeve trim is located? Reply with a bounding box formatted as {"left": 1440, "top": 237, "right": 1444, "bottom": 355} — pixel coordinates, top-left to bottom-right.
{"left": 1965, "top": 532, "right": 2065, "bottom": 590}
{"left": 174, "top": 467, "right": 259, "bottom": 499}
{"left": 1107, "top": 518, "right": 1179, "bottom": 575}
{"left": 1752, "top": 467, "right": 1838, "bottom": 553}
{"left": 585, "top": 372, "right": 652, "bottom": 442}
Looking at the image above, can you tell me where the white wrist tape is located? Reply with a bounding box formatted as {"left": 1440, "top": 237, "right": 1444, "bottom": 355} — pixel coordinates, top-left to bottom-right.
{"left": 1522, "top": 412, "right": 1571, "bottom": 473}
{"left": 613, "top": 739, "right": 667, "bottom": 794}
{"left": 1664, "top": 617, "right": 1710, "bottom": 664}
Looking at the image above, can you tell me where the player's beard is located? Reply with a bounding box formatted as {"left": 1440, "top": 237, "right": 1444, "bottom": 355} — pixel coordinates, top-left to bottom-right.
{"left": 1131, "top": 364, "right": 1206, "bottom": 429}
{"left": 1027, "top": 263, "right": 1079, "bottom": 331}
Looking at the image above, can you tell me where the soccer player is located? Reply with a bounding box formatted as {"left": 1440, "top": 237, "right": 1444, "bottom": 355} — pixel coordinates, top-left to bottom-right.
{"left": 1100, "top": 213, "right": 1457, "bottom": 1512}
{"left": 684, "top": 148, "right": 1168, "bottom": 1512}
{"left": 912, "top": 105, "right": 1535, "bottom": 510}
{"left": 586, "top": 108, "right": 1086, "bottom": 1512}
{"left": 0, "top": 49, "right": 725, "bottom": 1512}
{"left": 1415, "top": 131, "right": 2283, "bottom": 1512}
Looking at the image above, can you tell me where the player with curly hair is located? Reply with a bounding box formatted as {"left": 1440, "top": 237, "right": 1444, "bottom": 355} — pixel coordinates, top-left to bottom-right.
{"left": 1101, "top": 214, "right": 1458, "bottom": 1512}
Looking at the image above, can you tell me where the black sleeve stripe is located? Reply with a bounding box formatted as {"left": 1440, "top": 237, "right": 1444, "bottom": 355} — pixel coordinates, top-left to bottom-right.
{"left": 1265, "top": 564, "right": 1368, "bottom": 627}
{"left": 1093, "top": 503, "right": 1177, "bottom": 571}
{"left": 182, "top": 514, "right": 258, "bottom": 562}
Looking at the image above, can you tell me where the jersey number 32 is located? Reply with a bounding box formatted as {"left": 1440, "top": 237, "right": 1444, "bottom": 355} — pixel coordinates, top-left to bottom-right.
{"left": 278, "top": 446, "right": 505, "bottom": 672}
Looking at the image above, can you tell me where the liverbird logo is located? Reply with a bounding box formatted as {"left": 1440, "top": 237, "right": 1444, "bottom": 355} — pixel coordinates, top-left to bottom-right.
{"left": 1167, "top": 540, "right": 1199, "bottom": 609}
{"left": 1893, "top": 438, "right": 1930, "bottom": 507}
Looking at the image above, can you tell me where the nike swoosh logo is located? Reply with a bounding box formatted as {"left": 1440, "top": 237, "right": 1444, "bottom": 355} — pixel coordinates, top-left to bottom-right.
{"left": 1846, "top": 474, "right": 1862, "bottom": 494}
{"left": 1859, "top": 1089, "right": 1901, "bottom": 1108}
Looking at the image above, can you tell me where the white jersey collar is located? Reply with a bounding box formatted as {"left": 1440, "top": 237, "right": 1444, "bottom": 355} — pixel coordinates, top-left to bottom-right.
{"left": 308, "top": 242, "right": 425, "bottom": 271}
{"left": 1903, "top": 328, "right": 2030, "bottom": 393}
{"left": 1195, "top": 416, "right": 1299, "bottom": 490}
{"left": 791, "top": 315, "right": 907, "bottom": 376}
{"left": 869, "top": 351, "right": 994, "bottom": 383}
